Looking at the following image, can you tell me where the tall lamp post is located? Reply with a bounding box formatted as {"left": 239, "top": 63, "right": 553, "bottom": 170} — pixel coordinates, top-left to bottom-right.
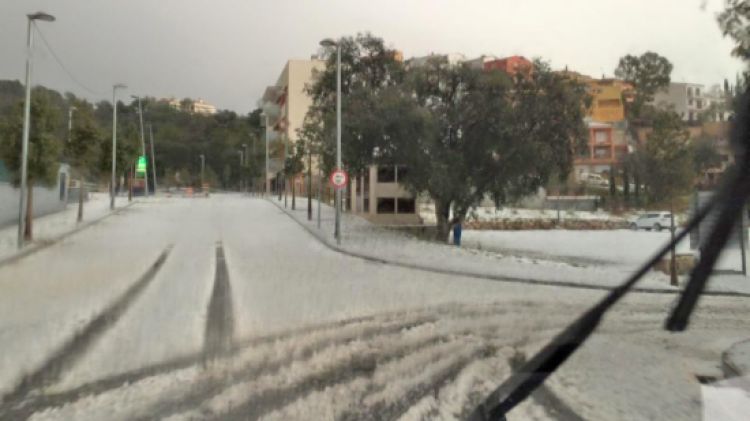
{"left": 320, "top": 37, "right": 342, "bottom": 244}
{"left": 262, "top": 114, "right": 270, "bottom": 196}
{"left": 110, "top": 83, "right": 127, "bottom": 210}
{"left": 199, "top": 154, "right": 205, "bottom": 187}
{"left": 131, "top": 95, "right": 149, "bottom": 196}
{"left": 17, "top": 11, "right": 55, "bottom": 249}
{"left": 67, "top": 106, "right": 76, "bottom": 143}
{"left": 148, "top": 124, "right": 158, "bottom": 194}
{"left": 242, "top": 143, "right": 248, "bottom": 193}
{"left": 238, "top": 149, "right": 244, "bottom": 191}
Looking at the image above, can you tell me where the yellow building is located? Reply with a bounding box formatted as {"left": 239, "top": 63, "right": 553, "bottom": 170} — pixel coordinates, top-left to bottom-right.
{"left": 558, "top": 70, "right": 631, "bottom": 123}
{"left": 587, "top": 79, "right": 631, "bottom": 122}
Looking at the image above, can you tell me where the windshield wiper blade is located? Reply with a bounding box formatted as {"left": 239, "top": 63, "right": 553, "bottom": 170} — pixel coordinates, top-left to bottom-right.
{"left": 468, "top": 89, "right": 750, "bottom": 421}
{"left": 667, "top": 91, "right": 750, "bottom": 331}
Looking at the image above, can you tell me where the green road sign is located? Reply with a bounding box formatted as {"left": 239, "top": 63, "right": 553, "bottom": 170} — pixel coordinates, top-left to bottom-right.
{"left": 136, "top": 155, "right": 147, "bottom": 173}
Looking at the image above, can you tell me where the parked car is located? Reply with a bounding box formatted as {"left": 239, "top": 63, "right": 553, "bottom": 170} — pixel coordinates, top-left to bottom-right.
{"left": 629, "top": 212, "right": 676, "bottom": 231}
{"left": 580, "top": 173, "right": 610, "bottom": 188}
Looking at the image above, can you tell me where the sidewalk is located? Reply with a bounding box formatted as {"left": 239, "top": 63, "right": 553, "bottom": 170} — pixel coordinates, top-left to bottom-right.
{"left": 0, "top": 193, "right": 132, "bottom": 263}
{"left": 269, "top": 196, "right": 750, "bottom": 295}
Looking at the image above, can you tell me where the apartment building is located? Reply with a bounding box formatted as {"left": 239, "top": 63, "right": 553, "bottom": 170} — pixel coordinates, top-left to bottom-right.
{"left": 260, "top": 58, "right": 325, "bottom": 192}
{"left": 573, "top": 120, "right": 629, "bottom": 179}
{"left": 407, "top": 52, "right": 467, "bottom": 68}
{"left": 652, "top": 82, "right": 707, "bottom": 122}
{"left": 164, "top": 97, "right": 218, "bottom": 115}
{"left": 260, "top": 57, "right": 419, "bottom": 223}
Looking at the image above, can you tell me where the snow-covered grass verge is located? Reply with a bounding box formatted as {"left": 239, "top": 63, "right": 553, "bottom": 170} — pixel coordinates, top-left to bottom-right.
{"left": 418, "top": 202, "right": 625, "bottom": 225}
{"left": 273, "top": 197, "right": 750, "bottom": 295}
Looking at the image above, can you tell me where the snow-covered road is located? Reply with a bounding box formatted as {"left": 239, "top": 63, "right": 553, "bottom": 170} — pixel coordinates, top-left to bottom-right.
{"left": 0, "top": 195, "right": 747, "bottom": 420}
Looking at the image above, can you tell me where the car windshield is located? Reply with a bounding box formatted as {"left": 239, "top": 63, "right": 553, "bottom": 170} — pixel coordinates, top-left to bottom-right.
{"left": 1, "top": 1, "right": 749, "bottom": 420}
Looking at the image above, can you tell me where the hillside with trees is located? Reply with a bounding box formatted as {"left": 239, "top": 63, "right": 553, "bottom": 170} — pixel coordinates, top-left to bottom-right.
{"left": 0, "top": 80, "right": 265, "bottom": 192}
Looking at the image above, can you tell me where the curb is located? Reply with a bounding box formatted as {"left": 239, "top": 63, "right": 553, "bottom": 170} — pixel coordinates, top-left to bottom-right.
{"left": 0, "top": 201, "right": 137, "bottom": 268}
{"left": 722, "top": 339, "right": 750, "bottom": 378}
{"left": 268, "top": 199, "right": 750, "bottom": 298}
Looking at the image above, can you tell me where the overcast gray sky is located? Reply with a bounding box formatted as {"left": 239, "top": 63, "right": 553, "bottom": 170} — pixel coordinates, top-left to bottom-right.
{"left": 0, "top": 0, "right": 745, "bottom": 113}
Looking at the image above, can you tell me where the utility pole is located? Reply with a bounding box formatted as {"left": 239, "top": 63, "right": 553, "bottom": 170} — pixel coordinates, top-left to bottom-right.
{"left": 17, "top": 12, "right": 55, "bottom": 248}
{"left": 320, "top": 38, "right": 343, "bottom": 244}
{"left": 149, "top": 124, "right": 158, "bottom": 194}
{"left": 308, "top": 146, "right": 312, "bottom": 220}
{"left": 111, "top": 83, "right": 127, "bottom": 210}
{"left": 67, "top": 106, "right": 76, "bottom": 143}
{"left": 243, "top": 143, "right": 249, "bottom": 194}
{"left": 263, "top": 114, "right": 270, "bottom": 196}
{"left": 238, "top": 149, "right": 244, "bottom": 191}
{"left": 317, "top": 165, "right": 322, "bottom": 229}
{"left": 284, "top": 137, "right": 288, "bottom": 208}
{"left": 200, "top": 154, "right": 205, "bottom": 188}
{"left": 132, "top": 95, "right": 149, "bottom": 196}
{"left": 669, "top": 200, "right": 678, "bottom": 286}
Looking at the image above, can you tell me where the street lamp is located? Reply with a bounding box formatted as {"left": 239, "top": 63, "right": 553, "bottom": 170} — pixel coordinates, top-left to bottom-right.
{"left": 17, "top": 11, "right": 55, "bottom": 249}
{"left": 148, "top": 124, "right": 158, "bottom": 194}
{"left": 67, "top": 106, "right": 76, "bottom": 143}
{"left": 199, "top": 154, "right": 205, "bottom": 187}
{"left": 242, "top": 143, "right": 248, "bottom": 193}
{"left": 320, "top": 37, "right": 342, "bottom": 245}
{"left": 261, "top": 113, "right": 269, "bottom": 196}
{"left": 131, "top": 95, "right": 149, "bottom": 196}
{"left": 238, "top": 149, "right": 244, "bottom": 192}
{"left": 110, "top": 83, "right": 127, "bottom": 210}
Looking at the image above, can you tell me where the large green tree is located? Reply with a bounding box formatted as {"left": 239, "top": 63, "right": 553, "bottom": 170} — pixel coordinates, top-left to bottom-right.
{"left": 65, "top": 100, "right": 103, "bottom": 221}
{"left": 640, "top": 110, "right": 692, "bottom": 285}
{"left": 614, "top": 51, "right": 673, "bottom": 121}
{"left": 363, "top": 58, "right": 590, "bottom": 239}
{"left": 308, "top": 33, "right": 406, "bottom": 178}
{"left": 0, "top": 88, "right": 63, "bottom": 241}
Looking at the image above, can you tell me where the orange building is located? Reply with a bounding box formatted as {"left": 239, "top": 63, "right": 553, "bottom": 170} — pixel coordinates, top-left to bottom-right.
{"left": 483, "top": 56, "right": 533, "bottom": 76}
{"left": 573, "top": 121, "right": 630, "bottom": 179}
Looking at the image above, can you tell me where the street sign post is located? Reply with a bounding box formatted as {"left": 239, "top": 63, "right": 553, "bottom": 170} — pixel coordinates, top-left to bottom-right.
{"left": 330, "top": 169, "right": 348, "bottom": 190}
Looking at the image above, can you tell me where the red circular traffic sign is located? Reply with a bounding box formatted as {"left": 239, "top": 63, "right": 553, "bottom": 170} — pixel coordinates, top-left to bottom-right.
{"left": 330, "top": 169, "right": 348, "bottom": 189}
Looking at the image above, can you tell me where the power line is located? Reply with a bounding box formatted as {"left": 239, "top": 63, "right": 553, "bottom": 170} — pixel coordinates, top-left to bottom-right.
{"left": 32, "top": 22, "right": 106, "bottom": 97}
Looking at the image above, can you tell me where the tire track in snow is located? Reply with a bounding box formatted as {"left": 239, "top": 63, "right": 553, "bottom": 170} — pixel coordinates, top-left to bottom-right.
{"left": 335, "top": 344, "right": 494, "bottom": 421}
{"left": 211, "top": 334, "right": 464, "bottom": 420}
{"left": 14, "top": 301, "right": 677, "bottom": 420}
{"left": 203, "top": 242, "right": 235, "bottom": 360}
{"left": 9, "top": 312, "right": 435, "bottom": 418}
{"left": 129, "top": 317, "right": 436, "bottom": 421}
{"left": 0, "top": 246, "right": 172, "bottom": 415}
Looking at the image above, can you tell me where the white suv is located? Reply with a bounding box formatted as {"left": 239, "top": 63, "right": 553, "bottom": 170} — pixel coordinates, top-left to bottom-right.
{"left": 629, "top": 212, "right": 675, "bottom": 231}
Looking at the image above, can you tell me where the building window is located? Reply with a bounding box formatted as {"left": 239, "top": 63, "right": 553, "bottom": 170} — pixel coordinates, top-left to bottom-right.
{"left": 689, "top": 112, "right": 695, "bottom": 121}
{"left": 397, "top": 198, "right": 416, "bottom": 214}
{"left": 377, "top": 198, "right": 396, "bottom": 214}
{"left": 687, "top": 87, "right": 693, "bottom": 97}
{"left": 594, "top": 130, "right": 609, "bottom": 144}
{"left": 696, "top": 99, "right": 703, "bottom": 109}
{"left": 696, "top": 88, "right": 701, "bottom": 96}
{"left": 395, "top": 165, "right": 408, "bottom": 183}
{"left": 377, "top": 166, "right": 396, "bottom": 183}
{"left": 364, "top": 198, "right": 370, "bottom": 213}
{"left": 688, "top": 99, "right": 694, "bottom": 106}
{"left": 594, "top": 147, "right": 610, "bottom": 158}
